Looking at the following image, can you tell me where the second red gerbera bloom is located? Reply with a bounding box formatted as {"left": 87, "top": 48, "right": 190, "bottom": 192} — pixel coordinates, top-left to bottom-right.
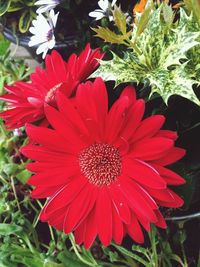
{"left": 0, "top": 44, "right": 103, "bottom": 129}
{"left": 21, "top": 78, "right": 185, "bottom": 248}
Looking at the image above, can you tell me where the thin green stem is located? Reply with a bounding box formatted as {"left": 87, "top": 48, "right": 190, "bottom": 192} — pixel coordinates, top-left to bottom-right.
{"left": 0, "top": 123, "right": 7, "bottom": 138}
{"left": 149, "top": 226, "right": 158, "bottom": 267}
{"left": 69, "top": 234, "right": 99, "bottom": 267}
{"left": 35, "top": 200, "right": 55, "bottom": 242}
{"left": 0, "top": 175, "right": 8, "bottom": 184}
{"left": 23, "top": 235, "right": 35, "bottom": 253}
{"left": 10, "top": 176, "right": 21, "bottom": 212}
{"left": 49, "top": 225, "right": 56, "bottom": 242}
{"left": 36, "top": 199, "right": 44, "bottom": 209}
{"left": 33, "top": 212, "right": 40, "bottom": 228}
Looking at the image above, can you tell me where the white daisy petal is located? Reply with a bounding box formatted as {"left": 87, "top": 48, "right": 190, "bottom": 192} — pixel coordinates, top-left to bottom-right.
{"left": 111, "top": 0, "right": 117, "bottom": 7}
{"left": 35, "top": 0, "right": 60, "bottom": 14}
{"left": 89, "top": 11, "right": 105, "bottom": 20}
{"left": 36, "top": 42, "right": 48, "bottom": 55}
{"left": 36, "top": 5, "right": 53, "bottom": 14}
{"left": 28, "top": 11, "right": 57, "bottom": 58}
{"left": 42, "top": 48, "right": 49, "bottom": 59}
{"left": 89, "top": 0, "right": 115, "bottom": 21}
{"left": 48, "top": 39, "right": 56, "bottom": 49}
{"left": 50, "top": 10, "right": 59, "bottom": 27}
{"left": 35, "top": 0, "right": 55, "bottom": 5}
{"left": 98, "top": 0, "right": 109, "bottom": 11}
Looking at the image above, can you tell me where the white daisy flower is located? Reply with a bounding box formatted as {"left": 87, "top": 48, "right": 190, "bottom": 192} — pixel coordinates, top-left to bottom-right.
{"left": 35, "top": 0, "right": 60, "bottom": 14}
{"left": 28, "top": 10, "right": 59, "bottom": 59}
{"left": 13, "top": 128, "right": 22, "bottom": 137}
{"left": 89, "top": 0, "right": 117, "bottom": 21}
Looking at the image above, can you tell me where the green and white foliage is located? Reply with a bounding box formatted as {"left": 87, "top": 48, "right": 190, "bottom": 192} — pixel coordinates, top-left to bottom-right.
{"left": 179, "top": 1, "right": 200, "bottom": 84}
{"left": 93, "top": 3, "right": 200, "bottom": 105}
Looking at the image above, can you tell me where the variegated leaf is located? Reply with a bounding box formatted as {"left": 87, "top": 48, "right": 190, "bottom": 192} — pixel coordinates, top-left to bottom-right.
{"left": 94, "top": 4, "right": 200, "bottom": 105}
{"left": 113, "top": 6, "right": 127, "bottom": 35}
{"left": 148, "top": 66, "right": 200, "bottom": 105}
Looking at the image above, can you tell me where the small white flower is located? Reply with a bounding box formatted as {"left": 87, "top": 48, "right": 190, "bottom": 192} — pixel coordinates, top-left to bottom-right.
{"left": 35, "top": 0, "right": 60, "bottom": 14}
{"left": 89, "top": 0, "right": 117, "bottom": 21}
{"left": 13, "top": 128, "right": 22, "bottom": 137}
{"left": 28, "top": 10, "right": 59, "bottom": 59}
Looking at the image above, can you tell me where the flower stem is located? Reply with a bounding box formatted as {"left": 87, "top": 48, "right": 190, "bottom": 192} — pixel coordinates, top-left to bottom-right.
{"left": 49, "top": 225, "right": 56, "bottom": 242}
{"left": 69, "top": 233, "right": 99, "bottom": 266}
{"left": 11, "top": 176, "right": 21, "bottom": 212}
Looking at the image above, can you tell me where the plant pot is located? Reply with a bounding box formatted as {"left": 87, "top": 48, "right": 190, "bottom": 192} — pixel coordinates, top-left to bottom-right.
{"left": 2, "top": 26, "right": 78, "bottom": 62}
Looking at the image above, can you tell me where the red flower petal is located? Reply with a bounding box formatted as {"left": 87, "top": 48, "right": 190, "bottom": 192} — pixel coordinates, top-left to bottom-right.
{"left": 96, "top": 188, "right": 112, "bottom": 246}
{"left": 112, "top": 205, "right": 124, "bottom": 244}
{"left": 31, "top": 185, "right": 62, "bottom": 198}
{"left": 152, "top": 147, "right": 186, "bottom": 166}
{"left": 41, "top": 176, "right": 87, "bottom": 217}
{"left": 126, "top": 214, "right": 144, "bottom": 243}
{"left": 84, "top": 208, "right": 97, "bottom": 249}
{"left": 123, "top": 158, "right": 166, "bottom": 189}
{"left": 119, "top": 100, "right": 145, "bottom": 142}
{"left": 25, "top": 123, "right": 69, "bottom": 152}
{"left": 56, "top": 91, "right": 89, "bottom": 136}
{"left": 109, "top": 183, "right": 131, "bottom": 224}
{"left": 120, "top": 86, "right": 136, "bottom": 105}
{"left": 151, "top": 164, "right": 185, "bottom": 185}
{"left": 44, "top": 104, "right": 86, "bottom": 152}
{"left": 154, "top": 210, "right": 167, "bottom": 229}
{"left": 21, "top": 145, "right": 70, "bottom": 162}
{"left": 120, "top": 177, "right": 158, "bottom": 222}
{"left": 132, "top": 115, "right": 165, "bottom": 142}
{"left": 156, "top": 190, "right": 184, "bottom": 208}
{"left": 131, "top": 137, "right": 174, "bottom": 161}
{"left": 64, "top": 185, "right": 97, "bottom": 234}
{"left": 74, "top": 220, "right": 86, "bottom": 245}
{"left": 27, "top": 166, "right": 79, "bottom": 186}
{"left": 105, "top": 96, "right": 130, "bottom": 143}
{"left": 155, "top": 130, "right": 178, "bottom": 141}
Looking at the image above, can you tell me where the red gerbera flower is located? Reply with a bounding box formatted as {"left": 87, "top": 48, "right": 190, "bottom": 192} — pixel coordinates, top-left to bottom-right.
{"left": 0, "top": 44, "right": 103, "bottom": 129}
{"left": 21, "top": 78, "right": 185, "bottom": 248}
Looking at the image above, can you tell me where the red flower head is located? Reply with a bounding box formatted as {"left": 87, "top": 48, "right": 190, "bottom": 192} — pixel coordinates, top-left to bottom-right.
{"left": 21, "top": 78, "right": 186, "bottom": 249}
{"left": 0, "top": 44, "right": 103, "bottom": 129}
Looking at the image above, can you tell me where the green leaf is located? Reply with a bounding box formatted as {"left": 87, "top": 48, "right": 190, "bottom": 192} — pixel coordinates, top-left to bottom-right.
{"left": 135, "top": 5, "right": 152, "bottom": 37}
{"left": 44, "top": 262, "right": 64, "bottom": 267}
{"left": 131, "top": 245, "right": 150, "bottom": 256}
{"left": 8, "top": 1, "right": 24, "bottom": 12}
{"left": 168, "top": 254, "right": 185, "bottom": 266}
{"left": 162, "top": 3, "right": 174, "bottom": 26}
{"left": 183, "top": 0, "right": 193, "bottom": 13}
{"left": 92, "top": 27, "right": 126, "bottom": 44}
{"left": 16, "top": 169, "right": 31, "bottom": 184}
{"left": 191, "top": 0, "right": 200, "bottom": 24}
{"left": 94, "top": 4, "right": 200, "bottom": 105}
{"left": 0, "top": 34, "right": 10, "bottom": 56}
{"left": 23, "top": 0, "right": 36, "bottom": 7}
{"left": 184, "top": 0, "right": 200, "bottom": 24}
{"left": 102, "top": 247, "right": 119, "bottom": 262}
{"left": 148, "top": 65, "right": 200, "bottom": 105}
{"left": 0, "top": 0, "right": 11, "bottom": 15}
{"left": 58, "top": 251, "right": 88, "bottom": 267}
{"left": 0, "top": 224, "right": 22, "bottom": 235}
{"left": 161, "top": 28, "right": 199, "bottom": 69}
{"left": 113, "top": 6, "right": 127, "bottom": 35}
{"left": 112, "top": 244, "right": 149, "bottom": 266}
{"left": 91, "top": 51, "right": 143, "bottom": 85}
{"left": 3, "top": 163, "right": 18, "bottom": 176}
{"left": 19, "top": 9, "right": 33, "bottom": 33}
